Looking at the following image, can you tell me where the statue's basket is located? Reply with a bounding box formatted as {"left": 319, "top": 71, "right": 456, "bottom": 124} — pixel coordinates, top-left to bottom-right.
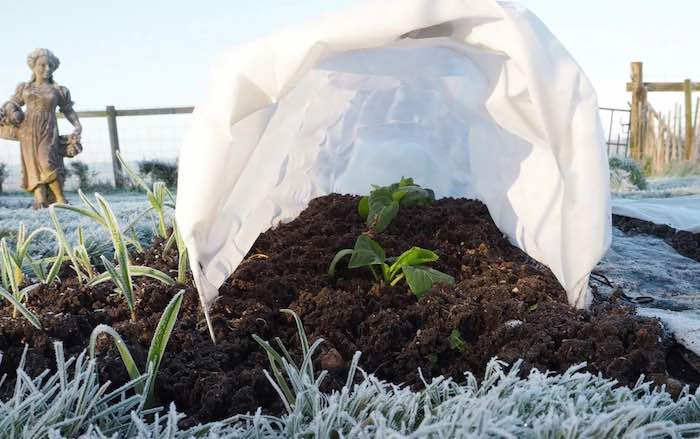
{"left": 0, "top": 124, "right": 18, "bottom": 141}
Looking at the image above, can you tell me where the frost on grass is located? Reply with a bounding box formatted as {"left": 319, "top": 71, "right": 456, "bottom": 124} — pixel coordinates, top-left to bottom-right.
{"left": 614, "top": 175, "right": 700, "bottom": 199}
{"left": 2, "top": 341, "right": 700, "bottom": 438}
{"left": 0, "top": 192, "right": 164, "bottom": 260}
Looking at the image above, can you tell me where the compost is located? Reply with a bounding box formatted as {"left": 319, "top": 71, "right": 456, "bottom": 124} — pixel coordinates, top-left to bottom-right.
{"left": 0, "top": 195, "right": 697, "bottom": 424}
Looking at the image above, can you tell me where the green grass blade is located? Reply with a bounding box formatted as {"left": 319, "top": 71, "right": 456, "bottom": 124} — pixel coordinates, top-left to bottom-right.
{"left": 99, "top": 255, "right": 133, "bottom": 318}
{"left": 77, "top": 225, "right": 86, "bottom": 246}
{"left": 53, "top": 203, "right": 107, "bottom": 228}
{"left": 96, "top": 194, "right": 132, "bottom": 300}
{"left": 177, "top": 249, "right": 188, "bottom": 285}
{"left": 1, "top": 239, "right": 19, "bottom": 296}
{"left": 87, "top": 270, "right": 112, "bottom": 286}
{"left": 49, "top": 206, "right": 84, "bottom": 283}
{"left": 17, "top": 227, "right": 58, "bottom": 265}
{"left": 0, "top": 285, "right": 41, "bottom": 329}
{"left": 129, "top": 266, "right": 176, "bottom": 285}
{"left": 89, "top": 324, "right": 142, "bottom": 393}
{"left": 162, "top": 229, "right": 177, "bottom": 256}
{"left": 123, "top": 206, "right": 155, "bottom": 233}
{"left": 16, "top": 223, "right": 26, "bottom": 252}
{"left": 18, "top": 283, "right": 41, "bottom": 302}
{"left": 145, "top": 290, "right": 184, "bottom": 404}
{"left": 77, "top": 189, "right": 102, "bottom": 217}
{"left": 0, "top": 246, "right": 11, "bottom": 291}
{"left": 117, "top": 151, "right": 150, "bottom": 192}
{"left": 74, "top": 245, "right": 95, "bottom": 280}
{"left": 44, "top": 243, "right": 65, "bottom": 285}
{"left": 27, "top": 255, "right": 47, "bottom": 282}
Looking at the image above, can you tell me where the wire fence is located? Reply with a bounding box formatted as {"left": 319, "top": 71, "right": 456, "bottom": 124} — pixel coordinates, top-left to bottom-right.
{"left": 599, "top": 107, "right": 631, "bottom": 157}
{"left": 0, "top": 106, "right": 633, "bottom": 190}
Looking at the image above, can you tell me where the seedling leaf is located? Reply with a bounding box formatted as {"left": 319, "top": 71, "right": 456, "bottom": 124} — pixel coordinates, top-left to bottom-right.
{"left": 389, "top": 247, "right": 439, "bottom": 278}
{"left": 348, "top": 235, "right": 386, "bottom": 268}
{"left": 358, "top": 196, "right": 369, "bottom": 219}
{"left": 145, "top": 290, "right": 184, "bottom": 404}
{"left": 402, "top": 265, "right": 455, "bottom": 298}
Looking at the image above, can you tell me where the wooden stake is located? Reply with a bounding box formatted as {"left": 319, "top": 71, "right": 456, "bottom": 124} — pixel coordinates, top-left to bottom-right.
{"left": 685, "top": 79, "right": 694, "bottom": 160}
{"left": 106, "top": 106, "right": 124, "bottom": 188}
{"left": 630, "top": 62, "right": 645, "bottom": 160}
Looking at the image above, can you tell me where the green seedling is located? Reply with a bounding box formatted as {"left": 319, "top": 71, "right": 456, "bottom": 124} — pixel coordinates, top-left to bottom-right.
{"left": 87, "top": 194, "right": 175, "bottom": 321}
{"left": 329, "top": 235, "right": 454, "bottom": 297}
{"left": 51, "top": 191, "right": 143, "bottom": 283}
{"left": 0, "top": 224, "right": 63, "bottom": 290}
{"left": 117, "top": 151, "right": 176, "bottom": 239}
{"left": 0, "top": 229, "right": 62, "bottom": 318}
{"left": 0, "top": 284, "right": 41, "bottom": 329}
{"left": 358, "top": 177, "right": 435, "bottom": 233}
{"left": 52, "top": 193, "right": 175, "bottom": 318}
{"left": 89, "top": 289, "right": 184, "bottom": 407}
{"left": 162, "top": 219, "right": 189, "bottom": 285}
{"left": 449, "top": 329, "right": 469, "bottom": 353}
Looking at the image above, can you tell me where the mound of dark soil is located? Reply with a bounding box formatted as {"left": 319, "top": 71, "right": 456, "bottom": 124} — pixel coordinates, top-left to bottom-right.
{"left": 0, "top": 195, "right": 697, "bottom": 424}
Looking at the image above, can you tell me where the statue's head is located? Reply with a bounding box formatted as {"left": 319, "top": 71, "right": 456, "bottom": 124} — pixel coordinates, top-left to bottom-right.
{"left": 27, "top": 48, "right": 60, "bottom": 84}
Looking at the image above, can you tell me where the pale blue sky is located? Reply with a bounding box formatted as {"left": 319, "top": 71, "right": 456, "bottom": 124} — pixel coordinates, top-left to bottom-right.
{"left": 2, "top": 0, "right": 699, "bottom": 113}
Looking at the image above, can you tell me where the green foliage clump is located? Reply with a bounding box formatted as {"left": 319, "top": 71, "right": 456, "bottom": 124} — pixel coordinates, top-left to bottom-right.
{"left": 68, "top": 160, "right": 97, "bottom": 191}
{"left": 358, "top": 177, "right": 434, "bottom": 233}
{"left": 329, "top": 235, "right": 454, "bottom": 297}
{"left": 609, "top": 157, "right": 648, "bottom": 190}
{"left": 138, "top": 159, "right": 178, "bottom": 188}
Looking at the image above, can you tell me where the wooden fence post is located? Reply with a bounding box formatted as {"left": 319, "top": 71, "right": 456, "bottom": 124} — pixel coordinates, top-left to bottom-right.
{"left": 106, "top": 105, "right": 124, "bottom": 188}
{"left": 685, "top": 79, "right": 695, "bottom": 160}
{"left": 630, "top": 62, "right": 645, "bottom": 160}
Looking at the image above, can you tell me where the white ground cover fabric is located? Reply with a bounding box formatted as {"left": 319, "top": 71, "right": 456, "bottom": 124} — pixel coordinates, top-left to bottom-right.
{"left": 611, "top": 195, "right": 700, "bottom": 233}
{"left": 176, "top": 0, "right": 611, "bottom": 334}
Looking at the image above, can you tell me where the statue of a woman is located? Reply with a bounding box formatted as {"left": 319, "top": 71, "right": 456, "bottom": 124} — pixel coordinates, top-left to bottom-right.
{"left": 3, "top": 48, "right": 82, "bottom": 208}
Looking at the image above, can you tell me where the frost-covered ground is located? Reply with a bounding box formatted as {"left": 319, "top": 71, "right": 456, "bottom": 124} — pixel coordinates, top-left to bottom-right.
{"left": 596, "top": 228, "right": 700, "bottom": 312}
{"left": 602, "top": 174, "right": 700, "bottom": 355}
{"left": 614, "top": 175, "right": 700, "bottom": 199}
{"left": 0, "top": 191, "right": 159, "bottom": 259}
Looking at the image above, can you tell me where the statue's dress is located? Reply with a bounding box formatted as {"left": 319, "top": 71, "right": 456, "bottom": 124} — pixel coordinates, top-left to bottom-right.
{"left": 10, "top": 82, "right": 73, "bottom": 191}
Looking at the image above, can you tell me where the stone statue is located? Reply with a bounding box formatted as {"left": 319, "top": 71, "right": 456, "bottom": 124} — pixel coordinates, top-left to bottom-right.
{"left": 0, "top": 48, "right": 83, "bottom": 208}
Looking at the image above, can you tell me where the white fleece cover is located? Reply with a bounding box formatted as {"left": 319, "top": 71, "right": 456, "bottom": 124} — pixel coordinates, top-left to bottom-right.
{"left": 176, "top": 0, "right": 611, "bottom": 336}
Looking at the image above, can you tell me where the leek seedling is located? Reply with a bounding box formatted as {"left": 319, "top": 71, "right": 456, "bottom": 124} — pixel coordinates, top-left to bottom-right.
{"left": 52, "top": 190, "right": 143, "bottom": 260}
{"left": 0, "top": 224, "right": 63, "bottom": 288}
{"left": 88, "top": 194, "right": 175, "bottom": 321}
{"left": 0, "top": 284, "right": 42, "bottom": 329}
{"left": 162, "top": 219, "right": 189, "bottom": 285}
{"left": 89, "top": 289, "right": 184, "bottom": 406}
{"left": 329, "top": 235, "right": 454, "bottom": 297}
{"left": 0, "top": 236, "right": 59, "bottom": 318}
{"left": 50, "top": 205, "right": 88, "bottom": 283}
{"left": 117, "top": 151, "right": 175, "bottom": 239}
